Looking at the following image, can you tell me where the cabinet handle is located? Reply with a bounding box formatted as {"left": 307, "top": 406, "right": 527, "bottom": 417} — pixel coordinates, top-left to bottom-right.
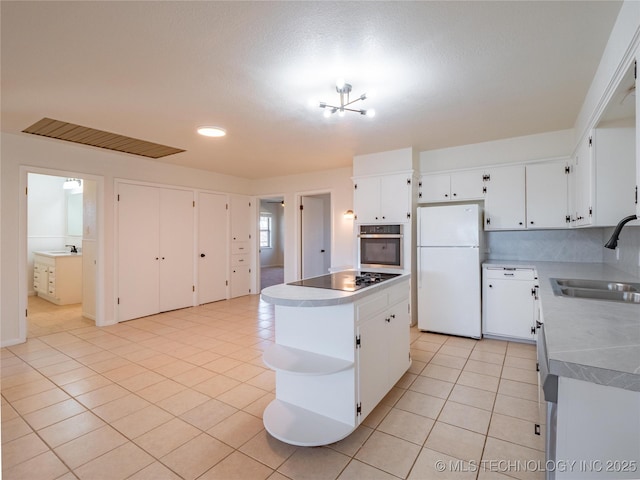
{"left": 519, "top": 222, "right": 523, "bottom": 225}
{"left": 155, "top": 257, "right": 159, "bottom": 260}
{"left": 200, "top": 253, "right": 206, "bottom": 258}
{"left": 453, "top": 193, "right": 457, "bottom": 197}
{"left": 530, "top": 221, "right": 534, "bottom": 225}
{"left": 385, "top": 317, "right": 391, "bottom": 323}
{"left": 444, "top": 194, "right": 449, "bottom": 198}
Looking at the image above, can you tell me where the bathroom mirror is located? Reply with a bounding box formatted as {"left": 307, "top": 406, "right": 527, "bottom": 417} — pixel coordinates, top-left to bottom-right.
{"left": 66, "top": 192, "right": 83, "bottom": 236}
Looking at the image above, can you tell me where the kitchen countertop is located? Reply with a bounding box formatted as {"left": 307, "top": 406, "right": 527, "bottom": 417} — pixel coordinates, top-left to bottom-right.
{"left": 484, "top": 260, "right": 640, "bottom": 392}
{"left": 34, "top": 251, "right": 82, "bottom": 258}
{"left": 261, "top": 272, "right": 410, "bottom": 307}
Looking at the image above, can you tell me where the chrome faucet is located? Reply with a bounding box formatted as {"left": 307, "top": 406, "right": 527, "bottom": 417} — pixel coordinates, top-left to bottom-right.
{"left": 604, "top": 215, "right": 638, "bottom": 249}
{"left": 66, "top": 244, "right": 78, "bottom": 253}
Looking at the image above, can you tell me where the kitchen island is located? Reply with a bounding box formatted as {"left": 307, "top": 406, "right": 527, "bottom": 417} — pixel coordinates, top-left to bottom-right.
{"left": 485, "top": 260, "right": 640, "bottom": 479}
{"left": 260, "top": 271, "right": 411, "bottom": 446}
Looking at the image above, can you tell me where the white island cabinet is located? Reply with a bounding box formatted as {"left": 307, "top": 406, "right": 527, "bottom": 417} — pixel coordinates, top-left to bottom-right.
{"left": 261, "top": 274, "right": 411, "bottom": 446}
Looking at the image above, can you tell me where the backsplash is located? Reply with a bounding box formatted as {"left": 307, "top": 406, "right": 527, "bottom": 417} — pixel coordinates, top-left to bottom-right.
{"left": 485, "top": 228, "right": 606, "bottom": 263}
{"left": 603, "top": 225, "right": 640, "bottom": 278}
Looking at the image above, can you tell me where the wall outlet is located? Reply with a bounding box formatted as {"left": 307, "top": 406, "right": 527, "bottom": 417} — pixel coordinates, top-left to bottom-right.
{"left": 616, "top": 247, "right": 620, "bottom": 261}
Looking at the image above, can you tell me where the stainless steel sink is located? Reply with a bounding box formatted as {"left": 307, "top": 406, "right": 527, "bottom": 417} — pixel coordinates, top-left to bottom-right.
{"left": 550, "top": 278, "right": 640, "bottom": 304}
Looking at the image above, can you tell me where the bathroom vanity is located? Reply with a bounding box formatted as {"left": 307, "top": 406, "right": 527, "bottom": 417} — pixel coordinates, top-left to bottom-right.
{"left": 33, "top": 251, "right": 82, "bottom": 305}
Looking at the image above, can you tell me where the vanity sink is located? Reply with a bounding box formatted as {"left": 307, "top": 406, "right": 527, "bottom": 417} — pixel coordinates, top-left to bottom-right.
{"left": 550, "top": 278, "right": 640, "bottom": 304}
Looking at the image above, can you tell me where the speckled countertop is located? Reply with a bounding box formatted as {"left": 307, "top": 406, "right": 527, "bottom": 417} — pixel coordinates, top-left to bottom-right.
{"left": 260, "top": 272, "right": 410, "bottom": 307}
{"left": 484, "top": 260, "right": 640, "bottom": 392}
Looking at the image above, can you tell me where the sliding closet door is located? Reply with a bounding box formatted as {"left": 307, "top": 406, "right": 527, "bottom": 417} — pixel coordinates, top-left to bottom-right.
{"left": 117, "top": 183, "right": 160, "bottom": 321}
{"left": 159, "top": 188, "right": 195, "bottom": 312}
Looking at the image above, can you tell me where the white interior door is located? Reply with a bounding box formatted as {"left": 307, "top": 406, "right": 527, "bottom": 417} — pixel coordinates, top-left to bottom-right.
{"left": 301, "top": 196, "right": 327, "bottom": 278}
{"left": 198, "top": 192, "right": 228, "bottom": 304}
{"left": 117, "top": 183, "right": 160, "bottom": 321}
{"left": 159, "top": 188, "right": 195, "bottom": 312}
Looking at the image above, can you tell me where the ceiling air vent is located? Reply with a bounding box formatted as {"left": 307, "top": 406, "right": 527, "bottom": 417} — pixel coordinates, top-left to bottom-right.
{"left": 22, "top": 118, "right": 185, "bottom": 159}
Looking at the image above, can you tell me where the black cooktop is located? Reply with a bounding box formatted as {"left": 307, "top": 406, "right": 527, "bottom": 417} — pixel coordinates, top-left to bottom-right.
{"left": 288, "top": 271, "right": 401, "bottom": 292}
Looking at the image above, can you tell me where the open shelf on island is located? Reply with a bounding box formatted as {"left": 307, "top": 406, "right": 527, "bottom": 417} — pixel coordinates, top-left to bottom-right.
{"left": 263, "top": 344, "right": 354, "bottom": 376}
{"left": 263, "top": 399, "right": 355, "bottom": 447}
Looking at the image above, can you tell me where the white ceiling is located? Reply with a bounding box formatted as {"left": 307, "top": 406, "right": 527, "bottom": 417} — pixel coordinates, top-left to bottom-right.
{"left": 1, "top": 1, "right": 622, "bottom": 179}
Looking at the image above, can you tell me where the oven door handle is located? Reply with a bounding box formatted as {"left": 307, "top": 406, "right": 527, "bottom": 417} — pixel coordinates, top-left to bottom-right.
{"left": 358, "top": 234, "right": 403, "bottom": 239}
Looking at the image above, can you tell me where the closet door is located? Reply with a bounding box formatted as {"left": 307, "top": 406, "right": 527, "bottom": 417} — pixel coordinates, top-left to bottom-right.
{"left": 159, "top": 188, "right": 195, "bottom": 312}
{"left": 198, "top": 192, "right": 228, "bottom": 304}
{"left": 118, "top": 183, "right": 160, "bottom": 322}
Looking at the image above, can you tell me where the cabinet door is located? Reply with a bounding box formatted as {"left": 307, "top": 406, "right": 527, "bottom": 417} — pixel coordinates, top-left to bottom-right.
{"left": 450, "top": 170, "right": 484, "bottom": 200}
{"left": 354, "top": 177, "right": 381, "bottom": 223}
{"left": 117, "top": 183, "right": 160, "bottom": 321}
{"left": 574, "top": 135, "right": 593, "bottom": 226}
{"left": 420, "top": 174, "right": 450, "bottom": 203}
{"left": 158, "top": 188, "right": 194, "bottom": 312}
{"left": 230, "top": 194, "right": 252, "bottom": 241}
{"left": 526, "top": 162, "right": 568, "bottom": 228}
{"left": 357, "top": 315, "right": 389, "bottom": 421}
{"left": 484, "top": 165, "right": 526, "bottom": 230}
{"left": 231, "top": 265, "right": 251, "bottom": 297}
{"left": 387, "top": 301, "right": 410, "bottom": 386}
{"left": 198, "top": 192, "right": 228, "bottom": 304}
{"left": 380, "top": 174, "right": 410, "bottom": 222}
{"left": 484, "top": 278, "right": 536, "bottom": 340}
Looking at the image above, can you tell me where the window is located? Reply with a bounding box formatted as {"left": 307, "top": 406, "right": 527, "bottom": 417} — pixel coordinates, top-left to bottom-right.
{"left": 260, "top": 213, "right": 272, "bottom": 248}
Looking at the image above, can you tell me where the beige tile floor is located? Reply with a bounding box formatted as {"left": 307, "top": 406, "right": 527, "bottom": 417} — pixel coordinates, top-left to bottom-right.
{"left": 2, "top": 295, "right": 545, "bottom": 480}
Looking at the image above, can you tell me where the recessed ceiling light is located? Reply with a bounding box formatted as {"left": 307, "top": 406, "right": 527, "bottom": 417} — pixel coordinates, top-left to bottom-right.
{"left": 197, "top": 126, "right": 226, "bottom": 137}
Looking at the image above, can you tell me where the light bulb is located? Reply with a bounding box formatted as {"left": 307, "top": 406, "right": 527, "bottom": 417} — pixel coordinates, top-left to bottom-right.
{"left": 336, "top": 78, "right": 346, "bottom": 89}
{"left": 338, "top": 108, "right": 345, "bottom": 117}
{"left": 308, "top": 98, "right": 319, "bottom": 108}
{"left": 323, "top": 109, "right": 332, "bottom": 118}
{"left": 366, "top": 109, "right": 376, "bottom": 118}
{"left": 197, "top": 126, "right": 226, "bottom": 137}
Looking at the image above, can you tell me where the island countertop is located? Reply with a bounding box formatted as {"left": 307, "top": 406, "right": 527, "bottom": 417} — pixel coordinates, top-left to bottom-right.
{"left": 261, "top": 271, "right": 411, "bottom": 307}
{"left": 484, "top": 260, "right": 640, "bottom": 392}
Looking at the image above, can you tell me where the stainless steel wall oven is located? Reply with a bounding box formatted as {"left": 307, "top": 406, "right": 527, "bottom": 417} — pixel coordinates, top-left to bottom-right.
{"left": 358, "top": 225, "right": 403, "bottom": 270}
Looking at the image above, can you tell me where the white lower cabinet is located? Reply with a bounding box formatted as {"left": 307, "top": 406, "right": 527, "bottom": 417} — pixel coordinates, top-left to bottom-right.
{"left": 33, "top": 253, "right": 82, "bottom": 305}
{"left": 482, "top": 266, "right": 538, "bottom": 342}
{"left": 262, "top": 278, "right": 410, "bottom": 446}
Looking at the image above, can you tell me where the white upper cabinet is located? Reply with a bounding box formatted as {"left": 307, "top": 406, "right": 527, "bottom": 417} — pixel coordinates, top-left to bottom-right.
{"left": 354, "top": 173, "right": 412, "bottom": 223}
{"left": 526, "top": 161, "right": 569, "bottom": 229}
{"left": 419, "top": 170, "right": 484, "bottom": 203}
{"left": 230, "top": 194, "right": 252, "bottom": 241}
{"left": 570, "top": 126, "right": 636, "bottom": 227}
{"left": 483, "top": 164, "right": 526, "bottom": 230}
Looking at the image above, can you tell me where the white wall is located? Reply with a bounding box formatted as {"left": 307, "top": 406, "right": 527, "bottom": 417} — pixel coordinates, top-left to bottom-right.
{"left": 250, "top": 167, "right": 355, "bottom": 283}
{"left": 419, "top": 129, "right": 574, "bottom": 173}
{"left": 1, "top": 132, "right": 252, "bottom": 346}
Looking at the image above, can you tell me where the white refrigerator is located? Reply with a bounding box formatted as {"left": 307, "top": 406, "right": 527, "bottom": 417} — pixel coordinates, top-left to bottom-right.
{"left": 417, "top": 204, "right": 482, "bottom": 338}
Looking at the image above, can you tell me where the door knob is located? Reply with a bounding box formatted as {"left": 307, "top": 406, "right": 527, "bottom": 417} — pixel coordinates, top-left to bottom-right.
{"left": 200, "top": 253, "right": 206, "bottom": 258}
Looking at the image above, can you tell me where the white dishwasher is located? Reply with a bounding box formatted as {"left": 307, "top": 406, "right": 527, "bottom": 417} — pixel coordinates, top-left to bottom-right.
{"left": 482, "top": 266, "right": 538, "bottom": 342}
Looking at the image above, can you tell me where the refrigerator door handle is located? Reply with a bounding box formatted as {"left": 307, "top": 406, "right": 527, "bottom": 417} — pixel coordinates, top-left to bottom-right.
{"left": 417, "top": 248, "right": 422, "bottom": 289}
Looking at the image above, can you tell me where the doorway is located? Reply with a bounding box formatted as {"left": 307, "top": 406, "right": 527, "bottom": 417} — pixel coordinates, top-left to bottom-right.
{"left": 25, "top": 171, "right": 99, "bottom": 337}
{"left": 259, "top": 197, "right": 285, "bottom": 290}
{"left": 300, "top": 193, "right": 332, "bottom": 279}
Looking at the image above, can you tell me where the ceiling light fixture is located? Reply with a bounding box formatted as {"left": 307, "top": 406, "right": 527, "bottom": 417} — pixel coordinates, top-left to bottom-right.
{"left": 318, "top": 79, "right": 375, "bottom": 118}
{"left": 197, "top": 126, "right": 226, "bottom": 137}
{"left": 62, "top": 178, "right": 82, "bottom": 190}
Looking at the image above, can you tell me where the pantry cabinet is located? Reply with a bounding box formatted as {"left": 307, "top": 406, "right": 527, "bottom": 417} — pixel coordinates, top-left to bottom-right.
{"left": 482, "top": 266, "right": 538, "bottom": 342}
{"left": 353, "top": 173, "right": 412, "bottom": 223}
{"left": 117, "top": 183, "right": 195, "bottom": 322}
{"left": 526, "top": 161, "right": 570, "bottom": 229}
{"left": 229, "top": 194, "right": 253, "bottom": 297}
{"left": 483, "top": 165, "right": 526, "bottom": 230}
{"left": 419, "top": 170, "right": 484, "bottom": 203}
